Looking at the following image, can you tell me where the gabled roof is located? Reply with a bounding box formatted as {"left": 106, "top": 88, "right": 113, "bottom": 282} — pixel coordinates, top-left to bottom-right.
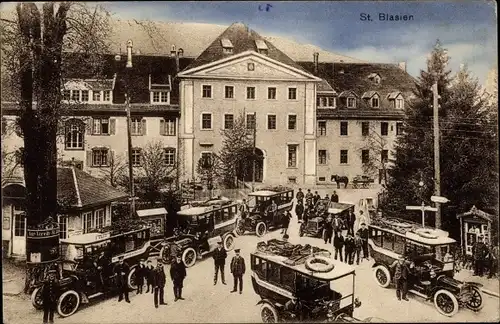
{"left": 338, "top": 90, "right": 359, "bottom": 98}
{"left": 183, "top": 22, "right": 309, "bottom": 73}
{"left": 317, "top": 79, "right": 336, "bottom": 93}
{"left": 57, "top": 167, "right": 128, "bottom": 209}
{"left": 387, "top": 91, "right": 403, "bottom": 100}
{"left": 361, "top": 91, "right": 380, "bottom": 99}
{"left": 457, "top": 205, "right": 494, "bottom": 223}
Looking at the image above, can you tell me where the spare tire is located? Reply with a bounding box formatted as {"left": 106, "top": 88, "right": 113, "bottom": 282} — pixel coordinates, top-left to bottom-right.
{"left": 305, "top": 256, "right": 335, "bottom": 273}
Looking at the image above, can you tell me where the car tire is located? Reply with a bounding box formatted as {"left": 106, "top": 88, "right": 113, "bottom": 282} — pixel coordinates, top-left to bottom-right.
{"left": 127, "top": 266, "right": 137, "bottom": 290}
{"left": 31, "top": 286, "right": 44, "bottom": 310}
{"left": 260, "top": 302, "right": 279, "bottom": 323}
{"left": 235, "top": 220, "right": 245, "bottom": 236}
{"left": 182, "top": 247, "right": 197, "bottom": 268}
{"left": 373, "top": 265, "right": 391, "bottom": 288}
{"left": 223, "top": 234, "right": 235, "bottom": 251}
{"left": 465, "top": 286, "right": 484, "bottom": 312}
{"left": 57, "top": 289, "right": 81, "bottom": 317}
{"left": 434, "top": 289, "right": 459, "bottom": 317}
{"left": 256, "top": 222, "right": 267, "bottom": 237}
{"left": 160, "top": 245, "right": 170, "bottom": 264}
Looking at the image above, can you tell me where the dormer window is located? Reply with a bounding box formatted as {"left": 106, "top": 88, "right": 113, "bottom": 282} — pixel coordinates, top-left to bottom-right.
{"left": 388, "top": 92, "right": 404, "bottom": 109}
{"left": 371, "top": 96, "right": 379, "bottom": 108}
{"left": 347, "top": 97, "right": 356, "bottom": 108}
{"left": 396, "top": 98, "right": 404, "bottom": 109}
{"left": 151, "top": 91, "right": 169, "bottom": 104}
{"left": 255, "top": 39, "right": 268, "bottom": 55}
{"left": 221, "top": 38, "right": 234, "bottom": 54}
{"left": 368, "top": 73, "right": 381, "bottom": 84}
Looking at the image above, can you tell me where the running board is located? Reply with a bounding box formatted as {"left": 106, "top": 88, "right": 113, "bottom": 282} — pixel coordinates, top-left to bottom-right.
{"left": 408, "top": 289, "right": 428, "bottom": 299}
{"left": 88, "top": 292, "right": 104, "bottom": 299}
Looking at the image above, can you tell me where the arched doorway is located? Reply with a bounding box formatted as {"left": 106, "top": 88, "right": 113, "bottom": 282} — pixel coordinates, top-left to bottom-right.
{"left": 237, "top": 148, "right": 264, "bottom": 183}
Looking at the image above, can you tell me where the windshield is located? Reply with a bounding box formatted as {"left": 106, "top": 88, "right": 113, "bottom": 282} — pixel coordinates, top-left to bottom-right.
{"left": 434, "top": 244, "right": 456, "bottom": 263}
{"left": 61, "top": 243, "right": 83, "bottom": 262}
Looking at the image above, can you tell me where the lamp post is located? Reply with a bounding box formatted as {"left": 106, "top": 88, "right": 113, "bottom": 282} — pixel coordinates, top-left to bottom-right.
{"left": 125, "top": 40, "right": 135, "bottom": 217}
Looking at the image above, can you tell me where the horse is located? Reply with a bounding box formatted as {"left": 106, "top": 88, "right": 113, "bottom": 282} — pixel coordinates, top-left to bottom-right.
{"left": 331, "top": 175, "right": 349, "bottom": 189}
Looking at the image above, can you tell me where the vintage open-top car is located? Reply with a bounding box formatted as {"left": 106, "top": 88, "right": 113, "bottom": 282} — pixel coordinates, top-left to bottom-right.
{"left": 31, "top": 222, "right": 151, "bottom": 317}
{"left": 368, "top": 217, "right": 484, "bottom": 317}
{"left": 251, "top": 239, "right": 383, "bottom": 323}
{"left": 236, "top": 187, "right": 294, "bottom": 237}
{"left": 300, "top": 201, "right": 355, "bottom": 238}
{"left": 158, "top": 200, "right": 238, "bottom": 267}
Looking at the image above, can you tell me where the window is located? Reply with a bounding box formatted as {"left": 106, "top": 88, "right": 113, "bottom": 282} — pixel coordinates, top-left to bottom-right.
{"left": 81, "top": 90, "right": 89, "bottom": 102}
{"left": 63, "top": 90, "right": 71, "bottom": 100}
{"left": 362, "top": 150, "right": 369, "bottom": 164}
{"left": 201, "top": 113, "right": 212, "bottom": 130}
{"left": 268, "top": 261, "right": 281, "bottom": 286}
{"left": 83, "top": 211, "right": 93, "bottom": 233}
{"left": 267, "top": 115, "right": 276, "bottom": 130}
{"left": 288, "top": 88, "right": 297, "bottom": 100}
{"left": 224, "top": 86, "right": 234, "bottom": 99}
{"left": 200, "top": 152, "right": 212, "bottom": 169}
{"left": 381, "top": 122, "right": 389, "bottom": 136}
{"left": 396, "top": 98, "right": 404, "bottom": 109}
{"left": 131, "top": 118, "right": 143, "bottom": 135}
{"left": 95, "top": 209, "right": 105, "bottom": 229}
{"left": 252, "top": 256, "right": 267, "bottom": 280}
{"left": 152, "top": 91, "right": 169, "bottom": 103}
{"left": 132, "top": 148, "right": 142, "bottom": 167}
{"left": 14, "top": 208, "right": 25, "bottom": 237}
{"left": 246, "top": 87, "right": 255, "bottom": 99}
{"left": 223, "top": 47, "right": 233, "bottom": 54}
{"left": 164, "top": 148, "right": 176, "bottom": 166}
{"left": 318, "top": 150, "right": 327, "bottom": 165}
{"left": 340, "top": 150, "right": 348, "bottom": 164}
{"left": 65, "top": 121, "right": 84, "bottom": 149}
{"left": 396, "top": 122, "right": 403, "bottom": 135}
{"left": 59, "top": 216, "right": 68, "bottom": 239}
{"left": 280, "top": 266, "right": 295, "bottom": 291}
{"left": 361, "top": 122, "right": 369, "bottom": 136}
{"left": 268, "top": 87, "right": 276, "bottom": 99}
{"left": 371, "top": 228, "right": 383, "bottom": 247}
{"left": 287, "top": 115, "right": 296, "bottom": 130}
{"left": 224, "top": 114, "right": 234, "bottom": 129}
{"left": 161, "top": 118, "right": 176, "bottom": 136}
{"left": 287, "top": 145, "right": 297, "bottom": 168}
{"left": 103, "top": 90, "right": 111, "bottom": 102}
{"left": 92, "top": 91, "right": 101, "bottom": 101}
{"left": 202, "top": 85, "right": 212, "bottom": 98}
{"left": 318, "top": 121, "right": 326, "bottom": 136}
{"left": 247, "top": 63, "right": 255, "bottom": 71}
{"left": 328, "top": 97, "right": 336, "bottom": 107}
{"left": 92, "top": 148, "right": 109, "bottom": 167}
{"left": 347, "top": 97, "right": 356, "bottom": 108}
{"left": 320, "top": 97, "right": 327, "bottom": 107}
{"left": 340, "top": 121, "right": 348, "bottom": 136}
{"left": 394, "top": 235, "right": 405, "bottom": 254}
{"left": 92, "top": 118, "right": 109, "bottom": 135}
{"left": 246, "top": 114, "right": 256, "bottom": 130}
{"left": 371, "top": 97, "right": 379, "bottom": 108}
{"left": 381, "top": 150, "right": 389, "bottom": 163}
{"left": 382, "top": 232, "right": 395, "bottom": 250}
{"left": 71, "top": 90, "right": 80, "bottom": 101}
{"left": 318, "top": 177, "right": 326, "bottom": 182}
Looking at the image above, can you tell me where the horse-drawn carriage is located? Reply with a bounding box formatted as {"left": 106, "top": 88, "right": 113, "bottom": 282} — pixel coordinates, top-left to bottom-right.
{"left": 352, "top": 175, "right": 374, "bottom": 189}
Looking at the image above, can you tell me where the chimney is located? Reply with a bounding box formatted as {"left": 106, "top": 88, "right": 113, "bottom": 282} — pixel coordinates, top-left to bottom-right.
{"left": 126, "top": 40, "right": 133, "bottom": 68}
{"left": 313, "top": 52, "right": 319, "bottom": 74}
{"left": 171, "top": 45, "right": 176, "bottom": 57}
{"left": 398, "top": 61, "right": 406, "bottom": 72}
{"left": 175, "top": 53, "right": 180, "bottom": 73}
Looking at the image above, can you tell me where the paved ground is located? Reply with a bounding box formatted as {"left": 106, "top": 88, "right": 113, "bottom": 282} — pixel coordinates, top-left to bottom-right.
{"left": 3, "top": 190, "right": 499, "bottom": 323}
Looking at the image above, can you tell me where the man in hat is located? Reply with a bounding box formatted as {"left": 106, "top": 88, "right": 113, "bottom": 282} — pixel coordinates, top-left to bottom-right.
{"left": 170, "top": 254, "right": 187, "bottom": 301}
{"left": 346, "top": 210, "right": 356, "bottom": 235}
{"left": 296, "top": 188, "right": 304, "bottom": 205}
{"left": 356, "top": 223, "right": 370, "bottom": 260}
{"left": 145, "top": 260, "right": 155, "bottom": 294}
{"left": 239, "top": 199, "right": 249, "bottom": 220}
{"left": 213, "top": 240, "right": 228, "bottom": 285}
{"left": 313, "top": 191, "right": 321, "bottom": 206}
{"left": 305, "top": 189, "right": 313, "bottom": 207}
{"left": 281, "top": 210, "right": 292, "bottom": 235}
{"left": 136, "top": 259, "right": 146, "bottom": 294}
{"left": 230, "top": 249, "right": 246, "bottom": 294}
{"left": 472, "top": 235, "right": 487, "bottom": 276}
{"left": 114, "top": 256, "right": 130, "bottom": 303}
{"left": 153, "top": 259, "right": 167, "bottom": 308}
{"left": 295, "top": 199, "right": 304, "bottom": 222}
{"left": 390, "top": 255, "right": 413, "bottom": 301}
{"left": 331, "top": 191, "right": 339, "bottom": 203}
{"left": 42, "top": 269, "right": 60, "bottom": 324}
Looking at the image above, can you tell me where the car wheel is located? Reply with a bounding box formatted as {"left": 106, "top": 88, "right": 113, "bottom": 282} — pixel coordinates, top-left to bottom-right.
{"left": 57, "top": 290, "right": 81, "bottom": 317}
{"left": 256, "top": 222, "right": 267, "bottom": 237}
{"left": 182, "top": 247, "right": 197, "bottom": 268}
{"left": 31, "top": 286, "right": 44, "bottom": 310}
{"left": 260, "top": 303, "right": 279, "bottom": 323}
{"left": 127, "top": 267, "right": 137, "bottom": 290}
{"left": 434, "top": 289, "right": 459, "bottom": 317}
{"left": 160, "top": 245, "right": 171, "bottom": 264}
{"left": 373, "top": 265, "right": 391, "bottom": 288}
{"left": 223, "top": 234, "right": 235, "bottom": 251}
{"left": 236, "top": 221, "right": 245, "bottom": 236}
{"left": 465, "top": 286, "right": 484, "bottom": 312}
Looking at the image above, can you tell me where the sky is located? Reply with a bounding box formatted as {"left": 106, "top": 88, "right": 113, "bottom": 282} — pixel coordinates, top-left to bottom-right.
{"left": 1, "top": 1, "right": 497, "bottom": 83}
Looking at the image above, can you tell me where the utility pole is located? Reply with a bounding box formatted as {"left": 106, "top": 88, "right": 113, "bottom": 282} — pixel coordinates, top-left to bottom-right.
{"left": 432, "top": 81, "right": 442, "bottom": 229}
{"left": 252, "top": 112, "right": 256, "bottom": 192}
{"left": 125, "top": 40, "right": 136, "bottom": 217}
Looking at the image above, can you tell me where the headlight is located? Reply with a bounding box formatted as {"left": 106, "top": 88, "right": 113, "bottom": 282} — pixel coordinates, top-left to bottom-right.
{"left": 328, "top": 302, "right": 334, "bottom": 308}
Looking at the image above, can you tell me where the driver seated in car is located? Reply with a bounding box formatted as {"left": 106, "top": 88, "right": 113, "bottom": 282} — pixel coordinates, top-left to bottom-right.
{"left": 284, "top": 297, "right": 304, "bottom": 321}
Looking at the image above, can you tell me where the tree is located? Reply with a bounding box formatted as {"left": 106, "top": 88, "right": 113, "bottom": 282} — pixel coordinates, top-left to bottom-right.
{"left": 218, "top": 112, "right": 256, "bottom": 188}
{"left": 196, "top": 152, "right": 222, "bottom": 197}
{"left": 383, "top": 40, "right": 498, "bottom": 241}
{"left": 358, "top": 121, "right": 390, "bottom": 185}
{"left": 100, "top": 152, "right": 128, "bottom": 188}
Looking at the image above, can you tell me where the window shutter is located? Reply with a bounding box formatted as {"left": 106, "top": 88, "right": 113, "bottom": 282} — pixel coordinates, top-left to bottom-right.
{"left": 86, "top": 118, "right": 93, "bottom": 135}
{"left": 110, "top": 119, "right": 116, "bottom": 135}
{"left": 106, "top": 149, "right": 111, "bottom": 167}
{"left": 110, "top": 150, "right": 115, "bottom": 164}
{"left": 141, "top": 119, "right": 147, "bottom": 136}
{"left": 160, "top": 119, "right": 165, "bottom": 136}
{"left": 86, "top": 150, "right": 93, "bottom": 168}
{"left": 106, "top": 207, "right": 111, "bottom": 226}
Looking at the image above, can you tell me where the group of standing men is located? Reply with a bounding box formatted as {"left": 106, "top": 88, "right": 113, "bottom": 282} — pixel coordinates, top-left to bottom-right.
{"left": 472, "top": 235, "right": 499, "bottom": 278}
{"left": 213, "top": 240, "right": 247, "bottom": 294}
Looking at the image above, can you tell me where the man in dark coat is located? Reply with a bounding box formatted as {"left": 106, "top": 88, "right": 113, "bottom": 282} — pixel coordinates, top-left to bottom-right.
{"left": 333, "top": 231, "right": 344, "bottom": 262}
{"left": 42, "top": 269, "right": 60, "bottom": 324}
{"left": 295, "top": 200, "right": 304, "bottom": 222}
{"left": 94, "top": 251, "right": 110, "bottom": 290}
{"left": 344, "top": 232, "right": 355, "bottom": 265}
{"left": 136, "top": 259, "right": 146, "bottom": 294}
{"left": 313, "top": 191, "right": 320, "bottom": 205}
{"left": 213, "top": 241, "right": 227, "bottom": 285}
{"left": 305, "top": 189, "right": 313, "bottom": 207}
{"left": 332, "top": 214, "right": 343, "bottom": 235}
{"left": 170, "top": 255, "right": 187, "bottom": 301}
{"left": 346, "top": 211, "right": 356, "bottom": 234}
{"left": 390, "top": 255, "right": 413, "bottom": 301}
{"left": 281, "top": 210, "right": 292, "bottom": 235}
{"left": 472, "top": 236, "right": 487, "bottom": 276}
{"left": 323, "top": 217, "right": 333, "bottom": 244}
{"left": 153, "top": 260, "right": 167, "bottom": 308}
{"left": 357, "top": 223, "right": 370, "bottom": 260}
{"left": 296, "top": 188, "right": 304, "bottom": 205}
{"left": 114, "top": 256, "right": 130, "bottom": 303}
{"left": 230, "top": 249, "right": 246, "bottom": 294}
{"left": 145, "top": 260, "right": 154, "bottom": 294}
{"left": 331, "top": 191, "right": 339, "bottom": 203}
{"left": 354, "top": 233, "right": 363, "bottom": 265}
